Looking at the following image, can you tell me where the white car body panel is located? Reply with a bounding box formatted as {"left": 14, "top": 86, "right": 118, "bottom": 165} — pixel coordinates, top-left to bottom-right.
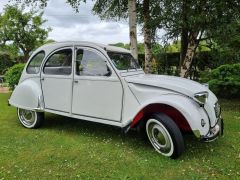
{"left": 125, "top": 74, "right": 209, "bottom": 97}
{"left": 72, "top": 46, "right": 123, "bottom": 121}
{"left": 204, "top": 91, "right": 218, "bottom": 126}
{"left": 42, "top": 76, "right": 72, "bottom": 113}
{"left": 9, "top": 41, "right": 222, "bottom": 141}
{"left": 125, "top": 75, "right": 219, "bottom": 127}
{"left": 128, "top": 89, "right": 210, "bottom": 136}
{"left": 41, "top": 46, "right": 74, "bottom": 113}
{"left": 121, "top": 81, "right": 140, "bottom": 126}
{"left": 9, "top": 77, "right": 43, "bottom": 110}
{"left": 72, "top": 76, "right": 123, "bottom": 121}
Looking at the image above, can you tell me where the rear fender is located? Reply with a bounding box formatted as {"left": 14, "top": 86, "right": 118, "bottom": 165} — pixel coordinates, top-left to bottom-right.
{"left": 9, "top": 78, "right": 44, "bottom": 111}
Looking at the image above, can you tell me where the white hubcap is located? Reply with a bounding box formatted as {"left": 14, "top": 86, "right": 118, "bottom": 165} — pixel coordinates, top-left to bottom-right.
{"left": 18, "top": 109, "right": 36, "bottom": 127}
{"left": 146, "top": 119, "right": 174, "bottom": 156}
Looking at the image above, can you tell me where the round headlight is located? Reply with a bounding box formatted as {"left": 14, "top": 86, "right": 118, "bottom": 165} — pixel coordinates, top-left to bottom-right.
{"left": 194, "top": 92, "right": 208, "bottom": 105}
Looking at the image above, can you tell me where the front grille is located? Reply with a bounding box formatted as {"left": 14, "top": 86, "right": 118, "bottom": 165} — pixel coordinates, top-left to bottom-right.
{"left": 214, "top": 102, "right": 221, "bottom": 118}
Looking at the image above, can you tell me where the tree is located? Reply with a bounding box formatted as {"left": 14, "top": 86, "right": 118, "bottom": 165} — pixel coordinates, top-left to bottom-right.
{"left": 128, "top": 0, "right": 138, "bottom": 60}
{"left": 0, "top": 5, "right": 50, "bottom": 61}
{"left": 161, "top": 0, "right": 240, "bottom": 77}
{"left": 142, "top": 0, "right": 153, "bottom": 73}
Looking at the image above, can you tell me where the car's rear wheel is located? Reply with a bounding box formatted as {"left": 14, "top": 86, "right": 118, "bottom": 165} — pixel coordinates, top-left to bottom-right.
{"left": 17, "top": 108, "right": 44, "bottom": 128}
{"left": 146, "top": 113, "right": 185, "bottom": 159}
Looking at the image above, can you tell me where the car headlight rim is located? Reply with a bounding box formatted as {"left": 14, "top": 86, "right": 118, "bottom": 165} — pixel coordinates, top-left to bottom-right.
{"left": 194, "top": 91, "right": 208, "bottom": 105}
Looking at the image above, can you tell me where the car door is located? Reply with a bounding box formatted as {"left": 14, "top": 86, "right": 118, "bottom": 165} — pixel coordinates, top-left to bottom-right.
{"left": 72, "top": 47, "right": 123, "bottom": 122}
{"left": 41, "top": 47, "right": 73, "bottom": 113}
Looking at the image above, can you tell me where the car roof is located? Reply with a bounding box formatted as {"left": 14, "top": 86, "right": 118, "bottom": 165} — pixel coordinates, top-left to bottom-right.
{"left": 35, "top": 41, "right": 130, "bottom": 54}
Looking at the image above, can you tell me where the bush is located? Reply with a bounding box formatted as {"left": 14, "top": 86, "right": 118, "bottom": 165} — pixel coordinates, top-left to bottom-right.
{"left": 199, "top": 69, "right": 212, "bottom": 83}
{"left": 5, "top": 63, "right": 25, "bottom": 90}
{"left": 208, "top": 63, "right": 240, "bottom": 98}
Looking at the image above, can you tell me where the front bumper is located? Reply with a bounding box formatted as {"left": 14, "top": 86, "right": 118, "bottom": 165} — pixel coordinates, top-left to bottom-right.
{"left": 201, "top": 118, "right": 224, "bottom": 142}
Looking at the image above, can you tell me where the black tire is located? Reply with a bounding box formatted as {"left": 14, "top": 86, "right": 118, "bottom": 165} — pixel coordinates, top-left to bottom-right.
{"left": 145, "top": 113, "right": 185, "bottom": 159}
{"left": 17, "top": 108, "right": 44, "bottom": 129}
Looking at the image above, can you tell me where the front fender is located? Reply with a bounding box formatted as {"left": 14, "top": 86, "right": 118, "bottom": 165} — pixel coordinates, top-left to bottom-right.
{"left": 9, "top": 78, "right": 44, "bottom": 111}
{"left": 134, "top": 94, "right": 210, "bottom": 137}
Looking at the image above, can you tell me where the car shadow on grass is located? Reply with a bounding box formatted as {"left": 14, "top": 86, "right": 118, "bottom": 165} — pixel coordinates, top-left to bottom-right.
{"left": 42, "top": 113, "right": 151, "bottom": 149}
{"left": 42, "top": 113, "right": 222, "bottom": 159}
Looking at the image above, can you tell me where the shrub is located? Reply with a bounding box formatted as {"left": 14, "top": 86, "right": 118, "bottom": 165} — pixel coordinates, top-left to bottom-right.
{"left": 208, "top": 63, "right": 240, "bottom": 98}
{"left": 199, "top": 69, "right": 212, "bottom": 83}
{"left": 4, "top": 63, "right": 25, "bottom": 90}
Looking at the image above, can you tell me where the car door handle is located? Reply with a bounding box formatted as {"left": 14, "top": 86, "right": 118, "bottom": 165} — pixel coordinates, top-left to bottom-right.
{"left": 74, "top": 80, "right": 78, "bottom": 83}
{"left": 41, "top": 77, "right": 44, "bottom": 81}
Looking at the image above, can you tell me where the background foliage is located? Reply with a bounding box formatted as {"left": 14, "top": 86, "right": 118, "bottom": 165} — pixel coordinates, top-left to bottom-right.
{"left": 4, "top": 63, "right": 25, "bottom": 90}
{"left": 0, "top": 52, "right": 15, "bottom": 75}
{"left": 207, "top": 63, "right": 240, "bottom": 98}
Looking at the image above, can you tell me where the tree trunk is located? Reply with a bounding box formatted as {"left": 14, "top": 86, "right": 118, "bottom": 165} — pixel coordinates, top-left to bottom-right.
{"left": 18, "top": 45, "right": 30, "bottom": 62}
{"left": 143, "top": 0, "right": 153, "bottom": 74}
{"left": 22, "top": 49, "right": 30, "bottom": 63}
{"left": 179, "top": 28, "right": 188, "bottom": 72}
{"left": 179, "top": 0, "right": 188, "bottom": 74}
{"left": 23, "top": 53, "right": 30, "bottom": 63}
{"left": 128, "top": 0, "right": 138, "bottom": 61}
{"left": 180, "top": 32, "right": 199, "bottom": 78}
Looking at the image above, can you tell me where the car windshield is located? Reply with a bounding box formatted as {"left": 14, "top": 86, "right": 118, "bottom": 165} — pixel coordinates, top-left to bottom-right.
{"left": 107, "top": 52, "right": 140, "bottom": 70}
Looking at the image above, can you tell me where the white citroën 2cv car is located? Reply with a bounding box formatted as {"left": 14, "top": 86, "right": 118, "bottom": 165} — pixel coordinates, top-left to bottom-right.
{"left": 9, "top": 41, "right": 223, "bottom": 159}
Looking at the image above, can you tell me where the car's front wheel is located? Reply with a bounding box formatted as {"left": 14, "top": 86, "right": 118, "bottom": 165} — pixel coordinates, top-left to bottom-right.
{"left": 17, "top": 108, "right": 44, "bottom": 128}
{"left": 146, "top": 113, "right": 185, "bottom": 159}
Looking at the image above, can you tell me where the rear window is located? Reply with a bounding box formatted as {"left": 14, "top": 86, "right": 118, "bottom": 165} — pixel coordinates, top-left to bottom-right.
{"left": 26, "top": 51, "right": 45, "bottom": 74}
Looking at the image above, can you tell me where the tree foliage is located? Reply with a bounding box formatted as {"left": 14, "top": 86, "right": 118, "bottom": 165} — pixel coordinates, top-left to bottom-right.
{"left": 0, "top": 44, "right": 19, "bottom": 59}
{"left": 13, "top": 0, "right": 86, "bottom": 12}
{"left": 93, "top": 0, "right": 128, "bottom": 20}
{"left": 212, "top": 19, "right": 240, "bottom": 55}
{"left": 161, "top": 0, "right": 240, "bottom": 40}
{"left": 0, "top": 5, "right": 50, "bottom": 61}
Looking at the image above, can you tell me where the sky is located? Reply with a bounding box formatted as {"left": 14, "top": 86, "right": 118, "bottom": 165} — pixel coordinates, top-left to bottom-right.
{"left": 0, "top": 0, "right": 144, "bottom": 44}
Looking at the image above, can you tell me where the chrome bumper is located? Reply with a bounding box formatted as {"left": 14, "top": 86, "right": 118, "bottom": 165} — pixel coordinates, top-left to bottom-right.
{"left": 201, "top": 118, "right": 224, "bottom": 142}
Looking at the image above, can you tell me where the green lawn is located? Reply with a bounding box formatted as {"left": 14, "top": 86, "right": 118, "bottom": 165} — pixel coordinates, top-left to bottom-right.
{"left": 0, "top": 93, "right": 239, "bottom": 179}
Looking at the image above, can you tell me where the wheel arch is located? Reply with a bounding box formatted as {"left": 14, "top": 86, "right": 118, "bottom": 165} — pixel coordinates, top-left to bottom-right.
{"left": 131, "top": 103, "right": 192, "bottom": 132}
{"left": 129, "top": 94, "right": 210, "bottom": 137}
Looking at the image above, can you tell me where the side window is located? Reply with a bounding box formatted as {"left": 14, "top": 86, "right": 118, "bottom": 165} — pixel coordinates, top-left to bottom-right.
{"left": 44, "top": 49, "right": 72, "bottom": 75}
{"left": 26, "top": 51, "right": 45, "bottom": 74}
{"left": 76, "top": 49, "right": 110, "bottom": 76}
